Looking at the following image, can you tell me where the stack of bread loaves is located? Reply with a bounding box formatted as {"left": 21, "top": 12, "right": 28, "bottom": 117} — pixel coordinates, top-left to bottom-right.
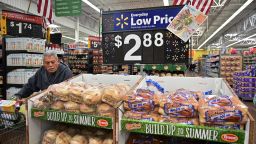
{"left": 42, "top": 125, "right": 113, "bottom": 144}
{"left": 34, "top": 81, "right": 131, "bottom": 117}
{"left": 158, "top": 89, "right": 200, "bottom": 125}
{"left": 198, "top": 95, "right": 248, "bottom": 129}
{"left": 123, "top": 88, "right": 201, "bottom": 125}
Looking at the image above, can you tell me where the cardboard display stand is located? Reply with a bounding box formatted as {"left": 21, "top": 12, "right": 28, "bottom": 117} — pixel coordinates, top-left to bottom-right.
{"left": 27, "top": 75, "right": 254, "bottom": 144}
{"left": 27, "top": 74, "right": 143, "bottom": 144}
{"left": 118, "top": 76, "right": 255, "bottom": 144}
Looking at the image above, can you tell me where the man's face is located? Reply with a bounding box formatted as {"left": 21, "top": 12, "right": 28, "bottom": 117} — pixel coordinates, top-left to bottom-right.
{"left": 43, "top": 55, "right": 59, "bottom": 73}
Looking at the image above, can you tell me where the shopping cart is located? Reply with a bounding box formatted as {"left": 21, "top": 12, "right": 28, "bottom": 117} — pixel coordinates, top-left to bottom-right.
{"left": 0, "top": 102, "right": 26, "bottom": 144}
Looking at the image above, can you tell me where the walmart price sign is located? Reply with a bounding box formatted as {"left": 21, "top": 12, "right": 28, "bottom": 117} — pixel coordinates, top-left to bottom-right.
{"left": 102, "top": 6, "right": 189, "bottom": 64}
{"left": 1, "top": 10, "right": 43, "bottom": 38}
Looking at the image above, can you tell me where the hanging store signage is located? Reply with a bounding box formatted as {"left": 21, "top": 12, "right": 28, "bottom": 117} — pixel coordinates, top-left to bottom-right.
{"left": 55, "top": 0, "right": 82, "bottom": 17}
{"left": 167, "top": 5, "right": 207, "bottom": 42}
{"left": 102, "top": 6, "right": 182, "bottom": 32}
{"left": 102, "top": 6, "right": 189, "bottom": 64}
{"left": 121, "top": 119, "right": 245, "bottom": 144}
{"left": 32, "top": 108, "right": 113, "bottom": 129}
{"left": 88, "top": 36, "right": 102, "bottom": 49}
{"left": 1, "top": 10, "right": 43, "bottom": 38}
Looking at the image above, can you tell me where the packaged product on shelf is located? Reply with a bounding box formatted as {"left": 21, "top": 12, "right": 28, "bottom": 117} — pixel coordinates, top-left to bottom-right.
{"left": 158, "top": 116, "right": 199, "bottom": 125}
{"left": 123, "top": 89, "right": 156, "bottom": 112}
{"left": 24, "top": 53, "right": 32, "bottom": 66}
{"left": 34, "top": 80, "right": 132, "bottom": 118}
{"left": 42, "top": 130, "right": 59, "bottom": 144}
{"left": 42, "top": 126, "right": 113, "bottom": 144}
{"left": 202, "top": 123, "right": 244, "bottom": 130}
{"left": 158, "top": 90, "right": 198, "bottom": 118}
{"left": 198, "top": 95, "right": 248, "bottom": 124}
{"left": 25, "top": 38, "right": 33, "bottom": 51}
{"left": 102, "top": 83, "right": 131, "bottom": 106}
{"left": 83, "top": 86, "right": 103, "bottom": 105}
{"left": 0, "top": 100, "right": 18, "bottom": 112}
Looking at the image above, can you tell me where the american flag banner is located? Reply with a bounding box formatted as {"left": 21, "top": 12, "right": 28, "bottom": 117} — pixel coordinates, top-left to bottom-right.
{"left": 173, "top": 0, "right": 214, "bottom": 15}
{"left": 37, "top": 0, "right": 53, "bottom": 27}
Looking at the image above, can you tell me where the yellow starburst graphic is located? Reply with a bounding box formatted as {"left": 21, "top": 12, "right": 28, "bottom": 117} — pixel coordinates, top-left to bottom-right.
{"left": 116, "top": 14, "right": 129, "bottom": 29}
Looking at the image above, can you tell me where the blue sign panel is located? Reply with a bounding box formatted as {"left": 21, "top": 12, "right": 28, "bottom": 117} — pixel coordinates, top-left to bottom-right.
{"left": 102, "top": 6, "right": 182, "bottom": 32}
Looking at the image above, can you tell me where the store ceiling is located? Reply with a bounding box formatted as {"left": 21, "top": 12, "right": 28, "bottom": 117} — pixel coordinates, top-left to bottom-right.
{"left": 81, "top": 0, "right": 256, "bottom": 49}
{"left": 0, "top": 0, "right": 255, "bottom": 49}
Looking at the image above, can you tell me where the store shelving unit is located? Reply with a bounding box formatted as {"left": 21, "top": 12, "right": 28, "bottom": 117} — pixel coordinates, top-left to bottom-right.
{"left": 2, "top": 37, "right": 43, "bottom": 99}
{"left": 205, "top": 54, "right": 220, "bottom": 77}
{"left": 243, "top": 54, "right": 256, "bottom": 70}
{"left": 220, "top": 55, "right": 243, "bottom": 87}
{"left": 67, "top": 48, "right": 90, "bottom": 75}
{"left": 92, "top": 49, "right": 104, "bottom": 74}
{"left": 135, "top": 64, "right": 187, "bottom": 76}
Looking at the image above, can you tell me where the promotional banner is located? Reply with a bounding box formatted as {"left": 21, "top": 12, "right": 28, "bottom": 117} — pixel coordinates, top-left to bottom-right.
{"left": 102, "top": 6, "right": 189, "bottom": 64}
{"left": 102, "top": 6, "right": 182, "bottom": 32}
{"left": 122, "top": 119, "right": 245, "bottom": 144}
{"left": 167, "top": 5, "right": 207, "bottom": 42}
{"left": 32, "top": 108, "right": 113, "bottom": 129}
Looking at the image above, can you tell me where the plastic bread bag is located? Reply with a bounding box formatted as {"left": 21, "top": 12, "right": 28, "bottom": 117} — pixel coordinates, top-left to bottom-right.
{"left": 201, "top": 123, "right": 245, "bottom": 130}
{"left": 47, "top": 82, "right": 71, "bottom": 101}
{"left": 158, "top": 92, "right": 198, "bottom": 118}
{"left": 68, "top": 84, "right": 87, "bottom": 103}
{"left": 41, "top": 129, "right": 59, "bottom": 144}
{"left": 198, "top": 95, "right": 248, "bottom": 124}
{"left": 159, "top": 116, "right": 199, "bottom": 125}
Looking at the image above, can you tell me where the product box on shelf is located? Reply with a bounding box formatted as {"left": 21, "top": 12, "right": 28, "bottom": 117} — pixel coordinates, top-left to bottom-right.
{"left": 5, "top": 38, "right": 45, "bottom": 53}
{"left": 27, "top": 74, "right": 143, "bottom": 144}
{"left": 118, "top": 77, "right": 254, "bottom": 144}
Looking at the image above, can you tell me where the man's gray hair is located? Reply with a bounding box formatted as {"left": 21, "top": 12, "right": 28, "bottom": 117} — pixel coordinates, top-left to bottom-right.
{"left": 43, "top": 51, "right": 58, "bottom": 59}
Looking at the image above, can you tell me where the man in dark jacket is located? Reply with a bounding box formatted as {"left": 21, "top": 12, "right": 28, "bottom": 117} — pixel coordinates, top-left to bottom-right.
{"left": 14, "top": 51, "right": 73, "bottom": 99}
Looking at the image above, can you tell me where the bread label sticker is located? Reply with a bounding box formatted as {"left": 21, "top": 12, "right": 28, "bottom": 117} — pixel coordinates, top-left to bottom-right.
{"left": 208, "top": 95, "right": 232, "bottom": 107}
{"left": 164, "top": 103, "right": 195, "bottom": 117}
{"left": 97, "top": 119, "right": 108, "bottom": 127}
{"left": 34, "top": 111, "right": 45, "bottom": 117}
{"left": 125, "top": 123, "right": 142, "bottom": 130}
{"left": 205, "top": 110, "right": 242, "bottom": 122}
{"left": 221, "top": 134, "right": 238, "bottom": 142}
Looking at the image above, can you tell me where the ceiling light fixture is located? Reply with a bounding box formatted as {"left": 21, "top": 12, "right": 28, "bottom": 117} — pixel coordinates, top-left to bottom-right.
{"left": 82, "top": 0, "right": 100, "bottom": 13}
{"left": 226, "top": 33, "right": 256, "bottom": 47}
{"left": 163, "top": 0, "right": 169, "bottom": 6}
{"left": 197, "top": 0, "right": 254, "bottom": 49}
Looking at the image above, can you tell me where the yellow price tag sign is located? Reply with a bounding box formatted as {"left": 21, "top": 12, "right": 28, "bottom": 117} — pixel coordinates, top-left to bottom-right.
{"left": 1, "top": 15, "right": 7, "bottom": 35}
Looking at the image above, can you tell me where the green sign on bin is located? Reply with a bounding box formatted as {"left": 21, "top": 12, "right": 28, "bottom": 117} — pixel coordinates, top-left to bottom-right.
{"left": 121, "top": 119, "right": 245, "bottom": 144}
{"left": 31, "top": 108, "right": 113, "bottom": 129}
{"left": 55, "top": 0, "right": 81, "bottom": 17}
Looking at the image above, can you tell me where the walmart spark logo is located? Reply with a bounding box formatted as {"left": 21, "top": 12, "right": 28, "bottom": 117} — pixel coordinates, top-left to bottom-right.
{"left": 116, "top": 14, "right": 129, "bottom": 29}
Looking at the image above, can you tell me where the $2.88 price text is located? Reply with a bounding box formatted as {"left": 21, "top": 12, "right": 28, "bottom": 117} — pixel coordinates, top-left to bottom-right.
{"left": 114, "top": 32, "right": 164, "bottom": 61}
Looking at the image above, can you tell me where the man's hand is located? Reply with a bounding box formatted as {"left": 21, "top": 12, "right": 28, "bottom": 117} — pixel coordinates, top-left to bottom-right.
{"left": 17, "top": 98, "right": 27, "bottom": 105}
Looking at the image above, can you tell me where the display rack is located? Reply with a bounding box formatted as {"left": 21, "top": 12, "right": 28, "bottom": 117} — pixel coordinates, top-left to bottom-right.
{"left": 135, "top": 64, "right": 187, "bottom": 77}
{"left": 118, "top": 76, "right": 254, "bottom": 144}
{"left": 2, "top": 37, "right": 44, "bottom": 99}
{"left": 205, "top": 54, "right": 220, "bottom": 78}
{"left": 28, "top": 74, "right": 143, "bottom": 144}
{"left": 67, "top": 48, "right": 90, "bottom": 75}
{"left": 243, "top": 54, "right": 256, "bottom": 70}
{"left": 220, "top": 55, "right": 243, "bottom": 86}
{"left": 92, "top": 49, "right": 104, "bottom": 74}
